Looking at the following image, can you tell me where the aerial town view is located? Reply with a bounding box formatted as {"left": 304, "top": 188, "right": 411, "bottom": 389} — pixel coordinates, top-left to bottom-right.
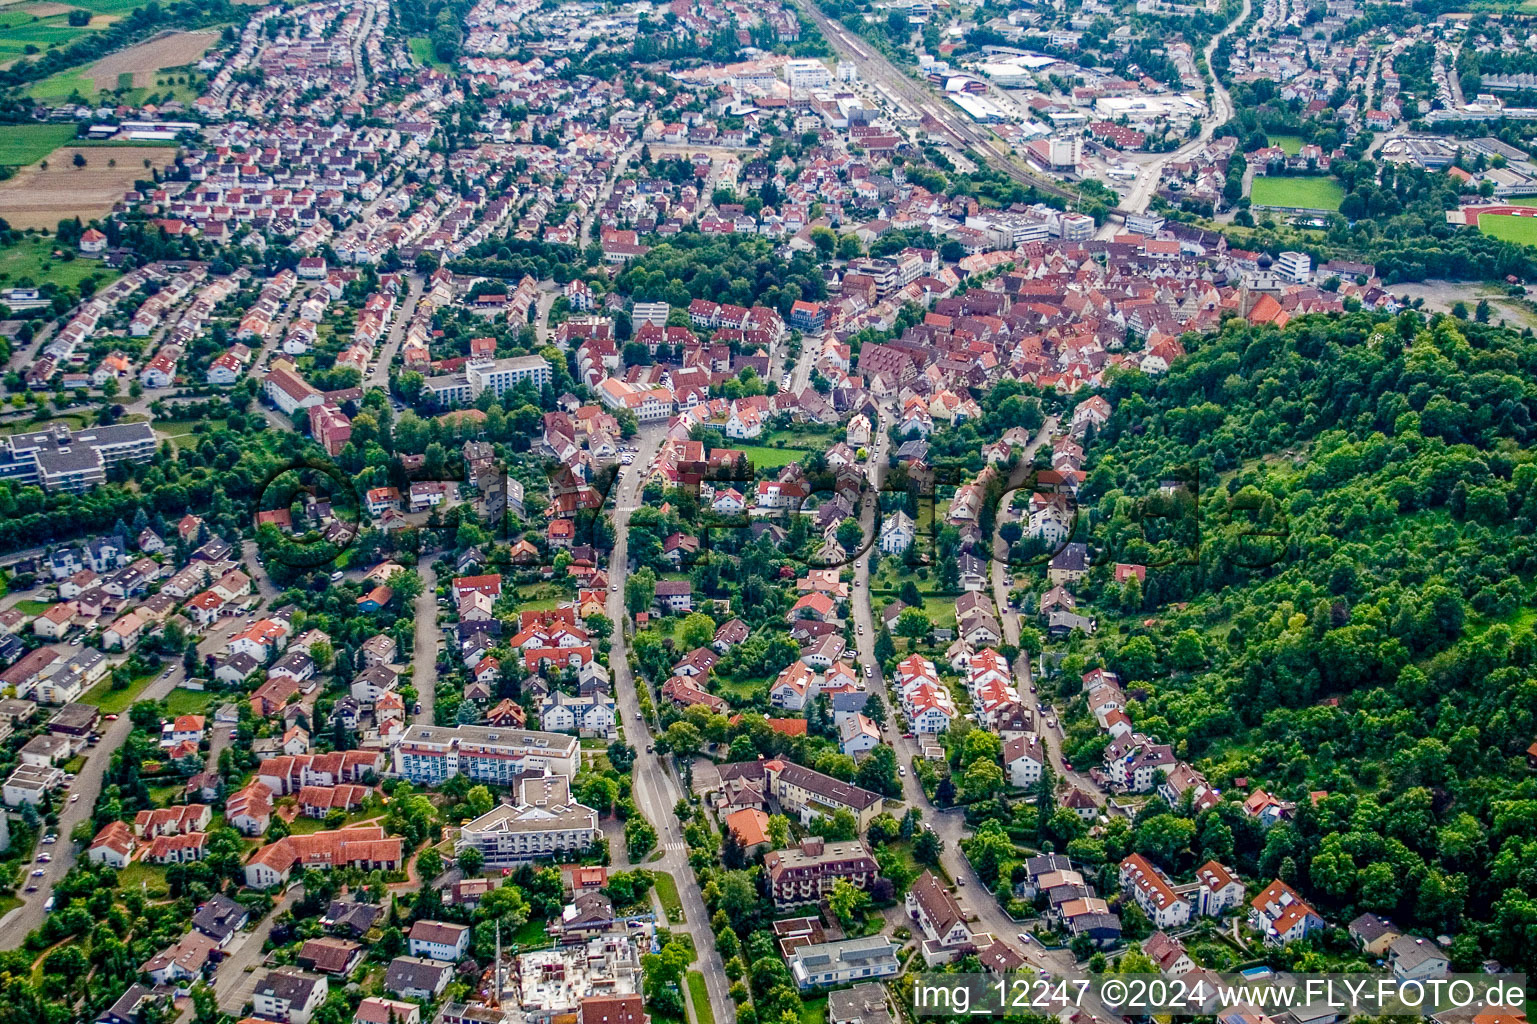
{"left": 0, "top": 0, "right": 1535, "bottom": 1021}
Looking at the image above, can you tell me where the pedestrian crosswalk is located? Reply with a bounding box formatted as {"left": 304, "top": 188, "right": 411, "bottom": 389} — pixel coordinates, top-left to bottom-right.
{"left": 661, "top": 841, "right": 688, "bottom": 852}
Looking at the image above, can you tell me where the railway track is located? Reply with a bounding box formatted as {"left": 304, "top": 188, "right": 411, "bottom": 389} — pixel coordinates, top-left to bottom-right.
{"left": 792, "top": 0, "right": 1121, "bottom": 211}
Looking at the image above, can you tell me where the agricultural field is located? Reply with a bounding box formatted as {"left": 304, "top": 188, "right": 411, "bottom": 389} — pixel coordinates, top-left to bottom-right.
{"left": 1249, "top": 175, "right": 1346, "bottom": 211}
{"left": 29, "top": 27, "right": 212, "bottom": 101}
{"left": 0, "top": 3, "right": 108, "bottom": 67}
{"left": 82, "top": 28, "right": 214, "bottom": 89}
{"left": 1474, "top": 210, "right": 1537, "bottom": 245}
{"left": 0, "top": 123, "right": 76, "bottom": 165}
{"left": 0, "top": 143, "right": 174, "bottom": 228}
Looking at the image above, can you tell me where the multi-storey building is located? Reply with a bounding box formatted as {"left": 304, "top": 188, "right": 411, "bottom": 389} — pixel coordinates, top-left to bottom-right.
{"left": 466, "top": 355, "right": 552, "bottom": 398}
{"left": 0, "top": 423, "right": 157, "bottom": 492}
{"left": 764, "top": 838, "right": 879, "bottom": 907}
{"left": 393, "top": 724, "right": 580, "bottom": 785}
{"left": 456, "top": 776, "right": 599, "bottom": 866}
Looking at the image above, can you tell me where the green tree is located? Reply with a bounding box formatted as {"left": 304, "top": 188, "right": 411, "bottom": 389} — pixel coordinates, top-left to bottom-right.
{"left": 826, "top": 877, "right": 871, "bottom": 927}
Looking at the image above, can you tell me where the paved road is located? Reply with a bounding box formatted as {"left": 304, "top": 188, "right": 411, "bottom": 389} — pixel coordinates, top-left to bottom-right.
{"left": 368, "top": 273, "right": 425, "bottom": 390}
{"left": 604, "top": 426, "right": 736, "bottom": 1024}
{"left": 0, "top": 668, "right": 182, "bottom": 945}
{"left": 1100, "top": 0, "right": 1253, "bottom": 228}
{"left": 201, "top": 888, "right": 302, "bottom": 1019}
{"left": 411, "top": 561, "right": 440, "bottom": 725}
{"left": 786, "top": 0, "right": 1082, "bottom": 207}
{"left": 0, "top": 543, "right": 286, "bottom": 945}
{"left": 846, "top": 412, "right": 1118, "bottom": 1010}
{"left": 983, "top": 418, "right": 1102, "bottom": 800}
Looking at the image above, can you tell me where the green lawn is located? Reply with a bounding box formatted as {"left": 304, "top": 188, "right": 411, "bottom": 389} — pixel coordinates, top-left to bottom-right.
{"left": 510, "top": 917, "right": 550, "bottom": 950}
{"left": 1250, "top": 175, "right": 1345, "bottom": 211}
{"left": 160, "top": 687, "right": 213, "bottom": 716}
{"left": 11, "top": 599, "right": 49, "bottom": 614}
{"left": 409, "top": 36, "right": 451, "bottom": 70}
{"left": 515, "top": 582, "right": 567, "bottom": 611}
{"left": 154, "top": 418, "right": 227, "bottom": 446}
{"left": 1475, "top": 212, "right": 1537, "bottom": 245}
{"left": 82, "top": 670, "right": 158, "bottom": 714}
{"left": 0, "top": 236, "right": 119, "bottom": 292}
{"left": 651, "top": 869, "right": 685, "bottom": 923}
{"left": 0, "top": 124, "right": 77, "bottom": 166}
{"left": 714, "top": 675, "right": 768, "bottom": 702}
{"left": 734, "top": 444, "right": 813, "bottom": 469}
{"left": 799, "top": 995, "right": 828, "bottom": 1024}
{"left": 0, "top": 895, "right": 20, "bottom": 919}
{"left": 147, "top": 782, "right": 182, "bottom": 806}
{"left": 686, "top": 972, "right": 715, "bottom": 1024}
{"left": 114, "top": 860, "right": 169, "bottom": 894}
{"left": 1268, "top": 134, "right": 1305, "bottom": 155}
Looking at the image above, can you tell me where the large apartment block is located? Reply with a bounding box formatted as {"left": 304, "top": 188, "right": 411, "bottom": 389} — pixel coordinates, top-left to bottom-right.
{"left": 455, "top": 775, "right": 599, "bottom": 867}
{"left": 0, "top": 423, "right": 157, "bottom": 492}
{"left": 466, "top": 355, "right": 552, "bottom": 398}
{"left": 764, "top": 838, "right": 879, "bottom": 908}
{"left": 392, "top": 724, "right": 579, "bottom": 785}
{"left": 766, "top": 760, "right": 884, "bottom": 830}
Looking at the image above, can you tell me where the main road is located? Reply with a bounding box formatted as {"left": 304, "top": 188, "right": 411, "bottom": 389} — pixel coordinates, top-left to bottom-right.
{"left": 1098, "top": 0, "right": 1253, "bottom": 230}
{"left": 604, "top": 426, "right": 737, "bottom": 1024}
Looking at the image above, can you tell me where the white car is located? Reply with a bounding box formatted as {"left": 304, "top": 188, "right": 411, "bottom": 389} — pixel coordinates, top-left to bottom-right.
{"left": 69, "top": 793, "right": 79, "bottom": 802}
{"left": 898, "top": 766, "right": 906, "bottom": 777}
{"left": 30, "top": 869, "right": 44, "bottom": 877}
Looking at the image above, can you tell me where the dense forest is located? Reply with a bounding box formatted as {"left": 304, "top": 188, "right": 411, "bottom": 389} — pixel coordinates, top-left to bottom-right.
{"left": 1061, "top": 310, "right": 1537, "bottom": 976}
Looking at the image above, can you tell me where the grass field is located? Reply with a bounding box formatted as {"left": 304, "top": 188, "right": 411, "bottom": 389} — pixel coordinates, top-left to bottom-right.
{"left": 160, "top": 687, "right": 213, "bottom": 716}
{"left": 1268, "top": 135, "right": 1305, "bottom": 155}
{"left": 409, "top": 35, "right": 450, "bottom": 70}
{"left": 0, "top": 124, "right": 76, "bottom": 165}
{"left": 82, "top": 669, "right": 158, "bottom": 713}
{"left": 1250, "top": 175, "right": 1345, "bottom": 211}
{"left": 734, "top": 444, "right": 812, "bottom": 469}
{"left": 12, "top": 599, "right": 48, "bottom": 614}
{"left": 651, "top": 869, "right": 685, "bottom": 923}
{"left": 0, "top": 236, "right": 119, "bottom": 291}
{"left": 799, "top": 995, "right": 828, "bottom": 1024}
{"left": 686, "top": 972, "right": 715, "bottom": 1024}
{"left": 1475, "top": 211, "right": 1537, "bottom": 245}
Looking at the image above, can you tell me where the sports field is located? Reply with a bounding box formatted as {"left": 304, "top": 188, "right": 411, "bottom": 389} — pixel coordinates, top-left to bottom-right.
{"left": 1250, "top": 175, "right": 1345, "bottom": 211}
{"left": 1475, "top": 211, "right": 1537, "bottom": 245}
